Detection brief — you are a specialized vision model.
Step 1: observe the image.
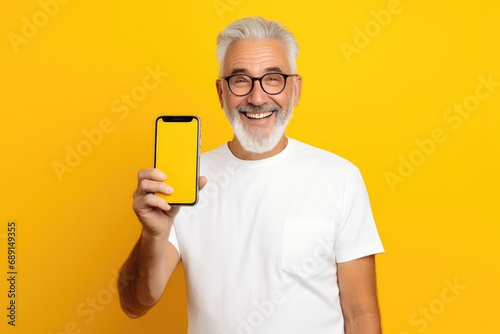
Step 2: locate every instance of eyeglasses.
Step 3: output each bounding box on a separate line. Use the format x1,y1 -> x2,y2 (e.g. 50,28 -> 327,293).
222,73 -> 299,97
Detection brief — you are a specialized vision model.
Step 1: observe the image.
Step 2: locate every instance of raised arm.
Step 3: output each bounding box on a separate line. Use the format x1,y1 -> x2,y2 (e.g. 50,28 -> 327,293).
118,168 -> 206,318
337,255 -> 382,334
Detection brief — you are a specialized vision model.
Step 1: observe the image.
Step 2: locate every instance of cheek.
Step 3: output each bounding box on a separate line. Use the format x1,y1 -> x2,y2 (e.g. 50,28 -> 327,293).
221,89 -> 234,109
225,94 -> 247,111
275,91 -> 293,108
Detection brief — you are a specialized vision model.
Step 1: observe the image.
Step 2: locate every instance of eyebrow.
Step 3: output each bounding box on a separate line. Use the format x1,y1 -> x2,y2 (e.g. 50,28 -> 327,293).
264,66 -> 284,73
230,68 -> 250,75
229,66 -> 285,76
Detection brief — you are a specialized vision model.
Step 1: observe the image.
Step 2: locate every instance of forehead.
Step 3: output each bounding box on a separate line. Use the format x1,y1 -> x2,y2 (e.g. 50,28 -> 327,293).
223,39 -> 290,76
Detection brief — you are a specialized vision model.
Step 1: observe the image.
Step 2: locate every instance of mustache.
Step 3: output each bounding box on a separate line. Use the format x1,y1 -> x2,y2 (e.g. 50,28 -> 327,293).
236,104 -> 282,113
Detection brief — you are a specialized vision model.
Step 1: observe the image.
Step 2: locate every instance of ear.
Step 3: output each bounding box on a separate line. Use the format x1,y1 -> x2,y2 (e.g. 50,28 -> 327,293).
293,75 -> 303,107
216,79 -> 224,109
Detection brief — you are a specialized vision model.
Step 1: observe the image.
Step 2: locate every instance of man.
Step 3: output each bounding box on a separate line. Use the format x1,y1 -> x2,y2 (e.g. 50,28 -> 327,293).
119,17 -> 384,334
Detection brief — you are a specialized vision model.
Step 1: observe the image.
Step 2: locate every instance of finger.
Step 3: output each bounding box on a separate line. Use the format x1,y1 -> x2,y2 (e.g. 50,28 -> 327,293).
137,168 -> 167,183
134,179 -> 174,199
166,205 -> 181,217
199,176 -> 207,191
135,193 -> 171,212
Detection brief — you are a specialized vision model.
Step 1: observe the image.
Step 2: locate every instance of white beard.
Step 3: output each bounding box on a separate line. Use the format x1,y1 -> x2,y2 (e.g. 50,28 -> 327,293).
223,93 -> 295,154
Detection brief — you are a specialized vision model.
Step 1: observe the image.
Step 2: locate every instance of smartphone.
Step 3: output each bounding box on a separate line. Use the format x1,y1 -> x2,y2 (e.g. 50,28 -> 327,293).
154,115 -> 201,205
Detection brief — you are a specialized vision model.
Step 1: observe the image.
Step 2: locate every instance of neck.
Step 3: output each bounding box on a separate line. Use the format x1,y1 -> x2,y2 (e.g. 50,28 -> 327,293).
228,135 -> 288,160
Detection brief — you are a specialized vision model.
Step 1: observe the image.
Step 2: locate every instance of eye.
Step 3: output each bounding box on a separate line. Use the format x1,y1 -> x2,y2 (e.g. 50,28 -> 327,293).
231,75 -> 251,85
263,74 -> 284,85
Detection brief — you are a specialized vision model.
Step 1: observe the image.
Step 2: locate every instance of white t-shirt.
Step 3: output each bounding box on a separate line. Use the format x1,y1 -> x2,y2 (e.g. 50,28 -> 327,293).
169,138 -> 384,334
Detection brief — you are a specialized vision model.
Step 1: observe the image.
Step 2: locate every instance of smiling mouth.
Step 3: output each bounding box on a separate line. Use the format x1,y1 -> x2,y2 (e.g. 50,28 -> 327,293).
243,111 -> 274,119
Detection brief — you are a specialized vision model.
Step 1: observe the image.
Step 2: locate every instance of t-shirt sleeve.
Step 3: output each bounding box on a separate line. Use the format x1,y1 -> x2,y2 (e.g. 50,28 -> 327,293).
334,167 -> 384,263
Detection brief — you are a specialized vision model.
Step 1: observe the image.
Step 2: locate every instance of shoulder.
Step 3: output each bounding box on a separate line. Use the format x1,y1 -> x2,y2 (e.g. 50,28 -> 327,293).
288,138 -> 359,176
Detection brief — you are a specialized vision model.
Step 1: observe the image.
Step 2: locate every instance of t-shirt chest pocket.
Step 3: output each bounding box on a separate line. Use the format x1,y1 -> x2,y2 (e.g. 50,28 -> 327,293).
280,219 -> 336,278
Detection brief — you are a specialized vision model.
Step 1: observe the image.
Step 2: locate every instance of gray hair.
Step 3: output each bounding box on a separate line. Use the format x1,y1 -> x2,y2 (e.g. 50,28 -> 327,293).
216,17 -> 299,77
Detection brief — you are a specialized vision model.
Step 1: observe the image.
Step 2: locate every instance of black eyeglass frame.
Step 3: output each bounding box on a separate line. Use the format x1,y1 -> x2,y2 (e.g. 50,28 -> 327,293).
222,73 -> 299,97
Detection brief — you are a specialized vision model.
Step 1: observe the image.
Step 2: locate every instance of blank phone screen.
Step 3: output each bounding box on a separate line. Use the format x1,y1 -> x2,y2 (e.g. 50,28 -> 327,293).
154,116 -> 200,205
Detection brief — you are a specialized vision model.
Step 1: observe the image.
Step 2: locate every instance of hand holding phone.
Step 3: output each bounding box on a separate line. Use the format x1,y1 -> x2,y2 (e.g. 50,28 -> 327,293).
154,115 -> 201,205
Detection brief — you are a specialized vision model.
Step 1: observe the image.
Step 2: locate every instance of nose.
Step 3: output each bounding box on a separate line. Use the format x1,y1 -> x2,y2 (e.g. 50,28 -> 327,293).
246,80 -> 268,106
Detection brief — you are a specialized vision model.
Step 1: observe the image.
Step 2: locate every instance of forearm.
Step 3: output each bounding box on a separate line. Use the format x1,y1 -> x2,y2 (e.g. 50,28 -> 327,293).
338,256 -> 382,334
344,311 -> 382,334
118,228 -> 173,318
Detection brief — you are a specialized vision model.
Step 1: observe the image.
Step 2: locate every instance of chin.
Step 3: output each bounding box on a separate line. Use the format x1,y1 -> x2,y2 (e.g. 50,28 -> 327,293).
224,103 -> 294,154
235,127 -> 285,154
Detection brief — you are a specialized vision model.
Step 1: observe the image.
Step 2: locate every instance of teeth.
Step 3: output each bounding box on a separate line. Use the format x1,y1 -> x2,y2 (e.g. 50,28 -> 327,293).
245,111 -> 273,119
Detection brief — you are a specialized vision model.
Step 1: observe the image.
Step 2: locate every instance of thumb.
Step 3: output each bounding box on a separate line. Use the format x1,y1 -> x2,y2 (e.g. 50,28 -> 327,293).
199,176 -> 208,191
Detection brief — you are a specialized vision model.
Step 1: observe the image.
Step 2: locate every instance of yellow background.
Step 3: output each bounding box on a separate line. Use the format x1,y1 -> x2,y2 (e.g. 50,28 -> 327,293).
1,0 -> 498,333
